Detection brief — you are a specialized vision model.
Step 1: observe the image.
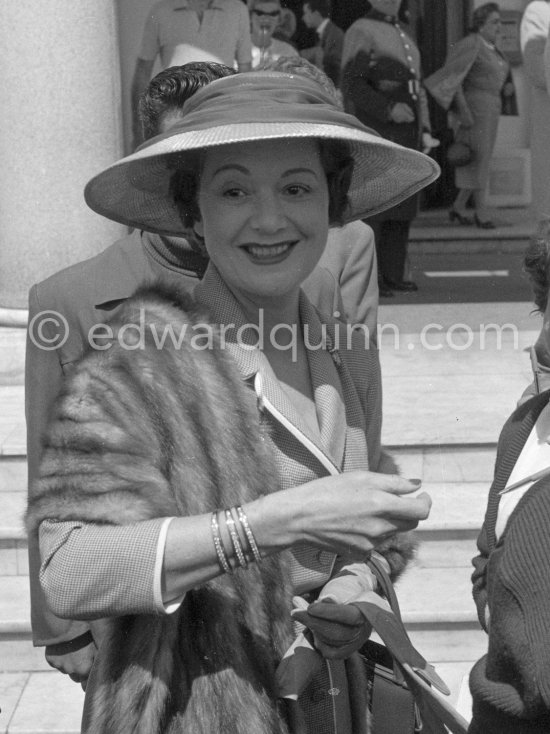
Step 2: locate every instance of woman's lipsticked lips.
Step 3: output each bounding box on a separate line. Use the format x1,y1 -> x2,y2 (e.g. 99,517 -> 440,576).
241,241 -> 298,263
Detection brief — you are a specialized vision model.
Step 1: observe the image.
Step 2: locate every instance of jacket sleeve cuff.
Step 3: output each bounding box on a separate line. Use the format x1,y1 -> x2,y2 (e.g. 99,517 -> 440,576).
155,517 -> 186,614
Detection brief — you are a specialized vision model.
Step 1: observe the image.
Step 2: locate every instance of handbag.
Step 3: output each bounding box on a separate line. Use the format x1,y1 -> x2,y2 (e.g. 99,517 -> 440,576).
446,140 -> 474,167
356,556 -> 469,734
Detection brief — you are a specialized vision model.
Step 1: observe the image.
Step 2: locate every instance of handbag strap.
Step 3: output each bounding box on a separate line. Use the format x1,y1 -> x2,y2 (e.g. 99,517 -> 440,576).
353,559 -> 450,696
368,554 -> 404,623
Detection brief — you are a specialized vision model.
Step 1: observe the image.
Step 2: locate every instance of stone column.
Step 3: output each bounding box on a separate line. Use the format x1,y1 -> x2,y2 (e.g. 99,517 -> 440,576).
0,1 -> 126,310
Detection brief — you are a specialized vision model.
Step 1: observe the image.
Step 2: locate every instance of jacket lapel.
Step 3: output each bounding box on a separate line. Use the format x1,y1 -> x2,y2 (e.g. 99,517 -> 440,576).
299,295 -> 346,469
485,392 -> 550,549
194,266 -> 347,472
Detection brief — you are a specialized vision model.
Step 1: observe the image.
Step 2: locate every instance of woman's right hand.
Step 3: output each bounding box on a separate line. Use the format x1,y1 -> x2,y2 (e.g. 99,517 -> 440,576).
248,471 -> 431,558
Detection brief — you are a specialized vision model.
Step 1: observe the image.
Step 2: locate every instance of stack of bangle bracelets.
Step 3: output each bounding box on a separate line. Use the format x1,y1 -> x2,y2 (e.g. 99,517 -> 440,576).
211,505 -> 262,573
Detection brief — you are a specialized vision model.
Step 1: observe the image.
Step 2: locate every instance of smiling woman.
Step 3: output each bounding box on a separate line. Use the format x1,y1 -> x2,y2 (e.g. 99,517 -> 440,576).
29,72 -> 439,734
194,139 -> 330,305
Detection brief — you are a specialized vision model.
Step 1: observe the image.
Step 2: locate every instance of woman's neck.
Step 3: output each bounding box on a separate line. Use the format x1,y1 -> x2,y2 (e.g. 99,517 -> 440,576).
478,30 -> 495,47
229,286 -> 301,335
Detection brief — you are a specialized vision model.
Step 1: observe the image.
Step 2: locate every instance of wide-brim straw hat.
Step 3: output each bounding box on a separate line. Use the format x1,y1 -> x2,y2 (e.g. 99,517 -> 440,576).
84,72 -> 440,235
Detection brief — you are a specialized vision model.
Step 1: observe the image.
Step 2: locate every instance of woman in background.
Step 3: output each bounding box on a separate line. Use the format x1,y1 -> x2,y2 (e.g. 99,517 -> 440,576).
426,3 -> 516,229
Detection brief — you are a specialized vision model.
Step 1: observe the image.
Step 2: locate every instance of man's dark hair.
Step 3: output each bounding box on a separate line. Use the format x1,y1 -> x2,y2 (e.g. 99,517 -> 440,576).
139,62 -> 236,141
304,0 -> 332,19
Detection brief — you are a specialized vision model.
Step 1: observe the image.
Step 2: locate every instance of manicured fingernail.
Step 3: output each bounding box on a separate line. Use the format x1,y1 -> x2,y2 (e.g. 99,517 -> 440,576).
408,478 -> 422,487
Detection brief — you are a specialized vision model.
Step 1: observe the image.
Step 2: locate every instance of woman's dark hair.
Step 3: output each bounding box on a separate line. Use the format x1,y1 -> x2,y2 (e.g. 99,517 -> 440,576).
471,3 -> 500,33
524,224 -> 550,313
319,139 -> 354,225
169,151 -> 202,230
169,138 -> 354,230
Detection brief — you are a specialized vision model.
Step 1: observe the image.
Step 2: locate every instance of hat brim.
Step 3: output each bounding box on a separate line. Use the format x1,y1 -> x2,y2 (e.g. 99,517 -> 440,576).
84,122 -> 440,236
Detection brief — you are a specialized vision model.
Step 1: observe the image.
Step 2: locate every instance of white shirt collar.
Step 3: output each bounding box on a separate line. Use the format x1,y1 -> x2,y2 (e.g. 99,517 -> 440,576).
316,18 -> 330,38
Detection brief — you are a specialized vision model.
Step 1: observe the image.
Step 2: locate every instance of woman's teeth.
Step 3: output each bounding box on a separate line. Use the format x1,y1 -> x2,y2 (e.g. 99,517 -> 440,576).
246,243 -> 291,258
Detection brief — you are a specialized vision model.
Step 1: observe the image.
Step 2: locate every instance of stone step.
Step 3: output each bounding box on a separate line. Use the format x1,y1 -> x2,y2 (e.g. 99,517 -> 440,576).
389,445 -> 496,485
397,564 -> 477,625
0,459 -> 27,494
0,663 -> 477,733
0,563 -> 481,640
0,671 -> 84,733
2,443 -> 499,496
409,207 -> 532,256
0,641 -> 51,674
0,480 -> 489,575
0,578 -> 31,639
379,324 -> 534,447
2,444 -> 496,500
0,327 -> 25,387
0,387 -> 25,458
3,444 -> 498,488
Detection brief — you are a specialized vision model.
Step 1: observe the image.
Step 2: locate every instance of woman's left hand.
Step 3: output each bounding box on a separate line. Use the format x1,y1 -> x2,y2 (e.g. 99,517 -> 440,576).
292,600 -> 371,660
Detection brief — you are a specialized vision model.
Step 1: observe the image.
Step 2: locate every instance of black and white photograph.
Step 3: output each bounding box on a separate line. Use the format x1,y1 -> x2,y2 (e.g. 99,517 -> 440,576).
1,1 -> 549,732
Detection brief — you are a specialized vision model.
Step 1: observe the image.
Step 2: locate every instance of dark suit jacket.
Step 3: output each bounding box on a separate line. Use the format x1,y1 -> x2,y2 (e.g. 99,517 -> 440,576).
469,391 -> 550,733
320,19 -> 344,87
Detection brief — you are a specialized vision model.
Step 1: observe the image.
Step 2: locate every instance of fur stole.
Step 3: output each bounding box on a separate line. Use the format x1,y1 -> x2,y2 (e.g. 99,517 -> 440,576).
27,285 -> 293,734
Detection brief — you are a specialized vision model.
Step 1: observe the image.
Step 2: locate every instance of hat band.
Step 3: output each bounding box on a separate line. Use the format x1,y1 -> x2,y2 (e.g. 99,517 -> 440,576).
150,74 -> 378,143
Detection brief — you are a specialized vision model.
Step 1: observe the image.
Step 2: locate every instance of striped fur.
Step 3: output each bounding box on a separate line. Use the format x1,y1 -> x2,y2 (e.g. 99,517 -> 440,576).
27,285 -> 293,734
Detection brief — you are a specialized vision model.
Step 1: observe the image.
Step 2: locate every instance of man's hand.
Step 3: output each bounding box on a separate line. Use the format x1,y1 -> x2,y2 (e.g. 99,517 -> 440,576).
389,102 -> 415,124
422,132 -> 440,155
45,641 -> 97,690
292,600 -> 371,660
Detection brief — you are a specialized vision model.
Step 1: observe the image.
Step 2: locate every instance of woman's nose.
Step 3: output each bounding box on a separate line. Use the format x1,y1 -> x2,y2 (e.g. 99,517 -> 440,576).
250,192 -> 286,231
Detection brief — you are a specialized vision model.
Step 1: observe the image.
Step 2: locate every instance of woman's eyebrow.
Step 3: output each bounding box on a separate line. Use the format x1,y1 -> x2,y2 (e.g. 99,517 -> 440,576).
212,163 -> 250,176
281,168 -> 319,178
211,165 -> 319,178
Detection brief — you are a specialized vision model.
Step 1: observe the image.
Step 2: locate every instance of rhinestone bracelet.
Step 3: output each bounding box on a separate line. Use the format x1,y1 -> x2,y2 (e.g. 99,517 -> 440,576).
236,505 -> 262,564
211,511 -> 232,574
225,509 -> 248,569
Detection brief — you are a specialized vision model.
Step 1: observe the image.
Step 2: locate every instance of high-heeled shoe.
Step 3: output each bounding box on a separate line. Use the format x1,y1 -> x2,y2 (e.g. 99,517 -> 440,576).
449,209 -> 473,226
474,214 -> 496,230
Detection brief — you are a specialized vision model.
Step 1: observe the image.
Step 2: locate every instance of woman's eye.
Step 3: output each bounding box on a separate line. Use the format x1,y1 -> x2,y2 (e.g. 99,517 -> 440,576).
223,187 -> 246,198
285,184 -> 310,196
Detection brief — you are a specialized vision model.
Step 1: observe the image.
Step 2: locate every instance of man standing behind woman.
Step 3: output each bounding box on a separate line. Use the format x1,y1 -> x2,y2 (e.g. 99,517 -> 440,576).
249,0 -> 299,69
425,3 -> 516,229
341,0 -> 437,297
301,0 -> 344,88
131,0 -> 252,144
